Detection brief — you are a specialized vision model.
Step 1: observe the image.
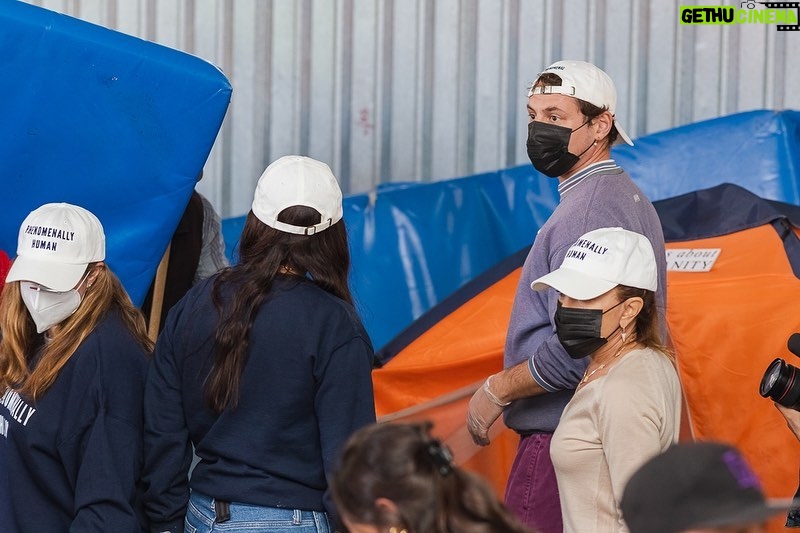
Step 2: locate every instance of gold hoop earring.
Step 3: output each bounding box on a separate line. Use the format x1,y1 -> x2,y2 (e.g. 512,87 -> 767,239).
621,325 -> 627,343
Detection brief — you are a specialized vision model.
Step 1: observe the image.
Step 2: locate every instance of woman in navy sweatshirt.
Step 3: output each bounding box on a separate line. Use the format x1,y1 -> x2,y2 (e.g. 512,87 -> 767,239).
0,202 -> 152,532
142,155 -> 376,533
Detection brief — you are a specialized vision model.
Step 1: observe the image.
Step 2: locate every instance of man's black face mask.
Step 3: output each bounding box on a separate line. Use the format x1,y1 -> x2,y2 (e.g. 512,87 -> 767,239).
526,120 -> 592,178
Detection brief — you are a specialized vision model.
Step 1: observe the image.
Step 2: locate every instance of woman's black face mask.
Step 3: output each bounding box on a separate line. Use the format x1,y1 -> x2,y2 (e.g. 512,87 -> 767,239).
554,300 -> 624,359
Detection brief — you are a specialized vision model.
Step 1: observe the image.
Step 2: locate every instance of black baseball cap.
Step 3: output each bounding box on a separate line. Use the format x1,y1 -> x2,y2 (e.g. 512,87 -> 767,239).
620,442 -> 792,533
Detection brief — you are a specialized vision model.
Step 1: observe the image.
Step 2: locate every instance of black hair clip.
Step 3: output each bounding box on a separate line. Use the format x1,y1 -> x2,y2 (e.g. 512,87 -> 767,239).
426,438 -> 454,476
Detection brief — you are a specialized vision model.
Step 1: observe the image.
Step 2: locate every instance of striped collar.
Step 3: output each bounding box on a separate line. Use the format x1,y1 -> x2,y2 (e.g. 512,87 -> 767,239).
558,159 -> 620,198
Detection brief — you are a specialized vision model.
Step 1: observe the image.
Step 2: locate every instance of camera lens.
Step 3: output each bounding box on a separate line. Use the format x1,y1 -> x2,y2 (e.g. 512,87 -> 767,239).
760,358 -> 800,410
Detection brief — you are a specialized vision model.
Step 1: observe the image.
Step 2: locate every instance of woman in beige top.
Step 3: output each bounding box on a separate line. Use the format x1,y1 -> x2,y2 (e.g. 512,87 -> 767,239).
531,227 -> 682,533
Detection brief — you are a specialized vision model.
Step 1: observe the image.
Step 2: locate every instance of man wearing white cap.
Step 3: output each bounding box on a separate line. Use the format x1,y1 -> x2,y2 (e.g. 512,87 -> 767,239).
466,60 -> 668,532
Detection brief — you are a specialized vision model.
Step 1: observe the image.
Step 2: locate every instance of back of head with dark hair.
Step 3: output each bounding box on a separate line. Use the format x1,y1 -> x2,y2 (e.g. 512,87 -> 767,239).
332,422 -> 537,533
206,205 -> 353,412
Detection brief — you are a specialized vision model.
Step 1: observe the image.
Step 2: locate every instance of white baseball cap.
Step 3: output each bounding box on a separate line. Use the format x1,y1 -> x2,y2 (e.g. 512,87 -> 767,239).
252,155 -> 344,235
531,227 -> 656,300
6,203 -> 106,291
528,59 -> 634,146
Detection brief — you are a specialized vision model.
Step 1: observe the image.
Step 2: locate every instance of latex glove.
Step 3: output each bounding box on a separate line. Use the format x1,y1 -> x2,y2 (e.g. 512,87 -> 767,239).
467,374 -> 510,446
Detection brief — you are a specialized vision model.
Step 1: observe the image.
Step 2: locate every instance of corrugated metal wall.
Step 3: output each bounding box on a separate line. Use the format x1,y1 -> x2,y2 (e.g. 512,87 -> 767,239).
25,0 -> 800,218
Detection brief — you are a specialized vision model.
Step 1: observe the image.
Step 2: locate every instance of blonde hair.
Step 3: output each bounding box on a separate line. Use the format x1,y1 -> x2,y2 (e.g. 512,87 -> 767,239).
0,263 -> 153,401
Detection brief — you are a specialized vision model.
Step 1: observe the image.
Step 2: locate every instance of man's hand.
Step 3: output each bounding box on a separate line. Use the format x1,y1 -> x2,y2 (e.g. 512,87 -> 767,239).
775,402 -> 800,442
467,375 -> 510,446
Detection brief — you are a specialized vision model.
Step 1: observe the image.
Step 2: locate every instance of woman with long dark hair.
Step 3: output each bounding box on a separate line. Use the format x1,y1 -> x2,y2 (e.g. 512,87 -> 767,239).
331,421 -> 536,533
143,155 -> 376,533
0,202 -> 152,532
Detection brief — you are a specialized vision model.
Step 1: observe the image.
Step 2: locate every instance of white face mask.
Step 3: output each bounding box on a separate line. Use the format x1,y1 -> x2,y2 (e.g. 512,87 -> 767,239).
19,277 -> 86,334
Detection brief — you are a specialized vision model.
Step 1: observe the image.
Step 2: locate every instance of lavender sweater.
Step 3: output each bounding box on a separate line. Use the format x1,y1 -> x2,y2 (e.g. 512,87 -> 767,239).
503,160 -> 667,433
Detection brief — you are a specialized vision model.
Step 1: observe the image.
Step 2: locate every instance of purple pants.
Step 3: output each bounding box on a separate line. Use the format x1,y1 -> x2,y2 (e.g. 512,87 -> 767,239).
504,432 -> 563,533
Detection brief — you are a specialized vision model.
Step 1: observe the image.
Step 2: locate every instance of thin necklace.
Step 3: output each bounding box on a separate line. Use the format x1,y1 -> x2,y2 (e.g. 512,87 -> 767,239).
581,340 -> 632,384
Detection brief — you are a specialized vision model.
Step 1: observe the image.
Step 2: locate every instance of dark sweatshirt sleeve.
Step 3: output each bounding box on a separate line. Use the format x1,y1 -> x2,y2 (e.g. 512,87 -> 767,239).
315,333 -> 376,525
65,413 -> 144,532
142,309 -> 193,533
59,336 -> 148,532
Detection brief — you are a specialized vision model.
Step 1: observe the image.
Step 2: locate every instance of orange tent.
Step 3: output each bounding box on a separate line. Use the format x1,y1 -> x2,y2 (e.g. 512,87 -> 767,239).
373,250 -> 528,496
373,183 -> 800,533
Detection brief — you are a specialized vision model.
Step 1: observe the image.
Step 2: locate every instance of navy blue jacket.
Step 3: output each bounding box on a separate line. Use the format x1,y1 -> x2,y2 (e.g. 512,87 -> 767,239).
0,309 -> 150,532
142,275 -> 376,532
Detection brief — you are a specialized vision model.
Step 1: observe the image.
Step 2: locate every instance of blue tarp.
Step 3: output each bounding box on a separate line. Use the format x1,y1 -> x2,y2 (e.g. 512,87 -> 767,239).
223,110 -> 800,350
4,0 -> 796,352
223,167 -> 561,351
614,109 -> 800,203
0,1 -> 231,304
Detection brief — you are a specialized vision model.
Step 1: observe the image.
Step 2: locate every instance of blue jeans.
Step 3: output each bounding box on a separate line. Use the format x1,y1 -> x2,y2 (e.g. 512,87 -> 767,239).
185,491 -> 331,532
